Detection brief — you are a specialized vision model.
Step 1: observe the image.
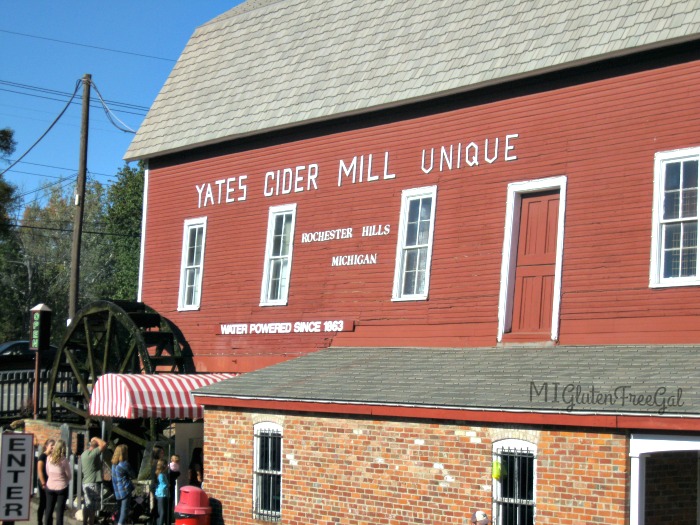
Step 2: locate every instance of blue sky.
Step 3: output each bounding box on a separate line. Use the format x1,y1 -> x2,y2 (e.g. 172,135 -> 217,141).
1,2 -> 241,210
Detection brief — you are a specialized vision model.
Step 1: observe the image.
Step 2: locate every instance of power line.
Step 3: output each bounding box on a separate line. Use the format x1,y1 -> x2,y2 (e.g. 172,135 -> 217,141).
0,79 -> 82,178
91,81 -> 135,133
7,160 -> 115,179
0,80 -> 149,117
10,222 -> 139,238
0,29 -> 175,63
0,80 -> 149,111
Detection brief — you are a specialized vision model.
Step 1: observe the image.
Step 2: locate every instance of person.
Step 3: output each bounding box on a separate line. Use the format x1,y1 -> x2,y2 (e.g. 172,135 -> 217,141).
154,459 -> 169,525
471,510 -> 491,525
81,437 -> 107,525
45,439 -> 71,525
168,455 -> 180,504
37,439 -> 55,525
187,465 -> 202,488
149,446 -> 165,525
168,455 -> 180,477
111,444 -> 135,525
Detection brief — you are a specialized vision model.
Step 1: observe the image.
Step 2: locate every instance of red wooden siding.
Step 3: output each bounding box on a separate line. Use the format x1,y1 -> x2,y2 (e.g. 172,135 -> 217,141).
141,57 -> 700,372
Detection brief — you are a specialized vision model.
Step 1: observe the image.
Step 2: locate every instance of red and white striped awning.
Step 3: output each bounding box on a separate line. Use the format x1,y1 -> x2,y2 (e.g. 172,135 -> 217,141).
89,373 -> 237,420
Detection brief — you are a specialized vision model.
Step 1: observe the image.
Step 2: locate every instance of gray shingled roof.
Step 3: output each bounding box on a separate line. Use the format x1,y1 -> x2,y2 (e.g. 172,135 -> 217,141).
125,0 -> 700,161
194,346 -> 699,418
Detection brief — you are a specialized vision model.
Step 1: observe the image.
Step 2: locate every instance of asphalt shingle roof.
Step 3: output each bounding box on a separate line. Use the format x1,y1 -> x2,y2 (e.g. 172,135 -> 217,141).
194,346 -> 699,418
125,0 -> 700,161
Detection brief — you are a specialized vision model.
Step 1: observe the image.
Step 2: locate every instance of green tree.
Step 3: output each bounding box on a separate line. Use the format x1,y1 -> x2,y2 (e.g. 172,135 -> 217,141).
19,179 -> 112,340
0,127 -> 18,236
0,128 -> 16,159
0,127 -> 23,340
105,162 -> 144,300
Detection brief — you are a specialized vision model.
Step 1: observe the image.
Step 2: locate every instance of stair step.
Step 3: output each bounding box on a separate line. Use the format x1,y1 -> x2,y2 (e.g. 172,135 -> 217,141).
129,313 -> 161,329
142,332 -> 173,347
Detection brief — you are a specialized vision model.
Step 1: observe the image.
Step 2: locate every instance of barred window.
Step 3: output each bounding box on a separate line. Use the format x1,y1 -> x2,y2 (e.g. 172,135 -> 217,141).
493,440 -> 536,525
253,423 -> 282,521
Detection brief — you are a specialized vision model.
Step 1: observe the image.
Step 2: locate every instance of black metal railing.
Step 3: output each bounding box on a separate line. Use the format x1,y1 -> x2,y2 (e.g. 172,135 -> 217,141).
0,369 -> 76,420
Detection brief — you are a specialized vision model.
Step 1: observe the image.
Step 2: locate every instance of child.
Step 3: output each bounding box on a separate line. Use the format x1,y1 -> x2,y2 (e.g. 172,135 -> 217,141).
169,455 -> 180,475
154,459 -> 169,525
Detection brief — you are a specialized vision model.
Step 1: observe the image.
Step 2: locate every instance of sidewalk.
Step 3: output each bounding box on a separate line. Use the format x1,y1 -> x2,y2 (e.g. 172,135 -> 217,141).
25,496 -> 81,525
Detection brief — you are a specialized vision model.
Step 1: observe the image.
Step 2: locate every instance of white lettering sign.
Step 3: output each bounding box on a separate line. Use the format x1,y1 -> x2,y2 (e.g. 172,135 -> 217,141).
338,151 -> 395,187
221,320 -> 348,335
300,228 -> 353,243
192,135 -> 520,206
361,224 -> 390,237
264,164 -> 319,197
196,176 -> 248,208
421,134 -> 519,174
331,254 -> 378,266
0,433 -> 33,521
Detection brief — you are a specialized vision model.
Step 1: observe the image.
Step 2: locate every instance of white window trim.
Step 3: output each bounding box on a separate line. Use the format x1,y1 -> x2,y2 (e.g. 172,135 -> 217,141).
260,203 -> 297,306
650,146 -> 700,288
177,216 -> 207,311
253,421 -> 283,520
137,162 -> 149,303
492,438 -> 537,525
497,176 -> 567,342
392,185 -> 438,301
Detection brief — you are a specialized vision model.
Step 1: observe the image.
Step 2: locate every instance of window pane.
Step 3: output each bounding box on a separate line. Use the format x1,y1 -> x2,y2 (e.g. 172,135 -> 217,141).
408,199 -> 420,223
665,162 -> 681,190
281,214 -> 292,256
404,249 -> 418,274
420,197 -> 432,221
682,188 -> 697,219
684,160 -> 698,188
682,223 -> 697,277
664,223 -> 682,250
417,247 -> 428,271
186,228 -> 197,266
269,261 -> 282,300
418,219 -> 430,244
664,189 -> 680,220
405,222 -> 418,246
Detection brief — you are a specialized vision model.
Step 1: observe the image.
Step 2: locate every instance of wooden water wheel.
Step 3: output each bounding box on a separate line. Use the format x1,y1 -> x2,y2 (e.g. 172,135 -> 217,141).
46,300 -> 193,446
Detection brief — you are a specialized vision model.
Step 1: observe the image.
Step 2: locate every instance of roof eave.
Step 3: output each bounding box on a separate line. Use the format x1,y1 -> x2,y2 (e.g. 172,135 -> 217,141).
194,394 -> 700,432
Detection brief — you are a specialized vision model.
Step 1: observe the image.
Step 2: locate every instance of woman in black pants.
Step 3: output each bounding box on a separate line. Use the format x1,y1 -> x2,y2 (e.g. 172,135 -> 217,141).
45,439 -> 72,525
37,439 -> 55,525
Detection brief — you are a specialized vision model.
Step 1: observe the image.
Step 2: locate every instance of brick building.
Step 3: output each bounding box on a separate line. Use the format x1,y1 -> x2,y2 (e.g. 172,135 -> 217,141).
125,1 -> 700,524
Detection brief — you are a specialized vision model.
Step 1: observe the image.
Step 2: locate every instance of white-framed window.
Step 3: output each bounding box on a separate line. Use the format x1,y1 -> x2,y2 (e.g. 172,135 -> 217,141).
492,439 -> 537,525
392,186 -> 437,301
253,422 -> 283,521
178,217 -> 207,310
650,147 -> 700,287
260,204 -> 297,306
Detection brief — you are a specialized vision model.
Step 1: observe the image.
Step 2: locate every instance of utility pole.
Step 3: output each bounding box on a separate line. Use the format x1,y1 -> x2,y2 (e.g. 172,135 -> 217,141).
69,73 -> 91,324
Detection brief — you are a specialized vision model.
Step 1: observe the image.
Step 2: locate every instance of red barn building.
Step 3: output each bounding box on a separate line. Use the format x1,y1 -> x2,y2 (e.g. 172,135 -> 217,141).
125,1 -> 700,524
